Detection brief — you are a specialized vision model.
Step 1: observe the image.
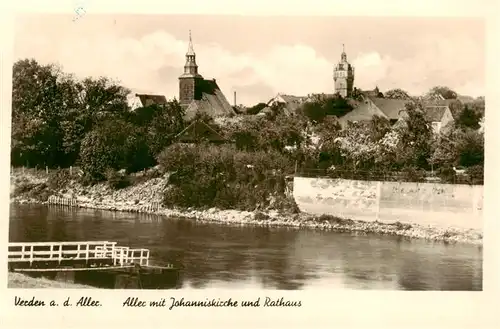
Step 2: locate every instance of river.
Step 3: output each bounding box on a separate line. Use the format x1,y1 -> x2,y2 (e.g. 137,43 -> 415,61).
9,204 -> 482,290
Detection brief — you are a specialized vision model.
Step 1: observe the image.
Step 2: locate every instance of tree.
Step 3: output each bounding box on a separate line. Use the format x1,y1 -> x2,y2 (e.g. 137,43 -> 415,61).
431,127 -> 484,168
456,105 -> 481,130
396,102 -> 433,169
134,99 -> 186,156
384,88 -> 411,100
78,119 -> 148,180
300,95 -> 353,123
368,115 -> 391,141
334,121 -> 377,169
11,59 -> 66,167
73,76 -> 131,133
427,86 -> 457,100
11,59 -> 133,169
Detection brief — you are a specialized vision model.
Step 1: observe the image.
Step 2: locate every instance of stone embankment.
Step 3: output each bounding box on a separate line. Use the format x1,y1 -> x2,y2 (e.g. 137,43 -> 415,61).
8,272 -> 92,289
10,169 -> 483,245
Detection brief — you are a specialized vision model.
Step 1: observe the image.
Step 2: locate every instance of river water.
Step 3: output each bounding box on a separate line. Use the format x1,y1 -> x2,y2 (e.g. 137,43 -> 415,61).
9,204 -> 482,290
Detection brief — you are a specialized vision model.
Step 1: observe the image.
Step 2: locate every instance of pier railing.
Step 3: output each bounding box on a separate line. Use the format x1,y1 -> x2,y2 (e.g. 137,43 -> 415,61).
8,241 -> 150,267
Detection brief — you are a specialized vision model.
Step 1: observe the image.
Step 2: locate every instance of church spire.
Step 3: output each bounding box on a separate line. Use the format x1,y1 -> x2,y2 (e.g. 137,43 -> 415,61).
182,30 -> 200,76
341,43 -> 347,61
187,29 -> 195,56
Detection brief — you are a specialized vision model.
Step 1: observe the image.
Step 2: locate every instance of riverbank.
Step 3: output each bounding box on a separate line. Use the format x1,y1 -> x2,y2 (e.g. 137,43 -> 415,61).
10,168 -> 483,245
8,272 -> 92,289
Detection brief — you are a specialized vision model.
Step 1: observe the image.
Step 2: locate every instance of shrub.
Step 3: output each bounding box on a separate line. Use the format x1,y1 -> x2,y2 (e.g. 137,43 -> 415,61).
466,165 -> 484,185
78,172 -> 96,186
400,166 -> 426,182
393,221 -> 412,230
437,165 -> 456,184
158,144 -> 292,211
105,169 -> 130,190
47,170 -> 71,191
130,166 -> 163,185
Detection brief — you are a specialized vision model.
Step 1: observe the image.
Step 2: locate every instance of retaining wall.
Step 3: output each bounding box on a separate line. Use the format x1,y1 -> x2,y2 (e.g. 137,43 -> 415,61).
293,177 -> 483,230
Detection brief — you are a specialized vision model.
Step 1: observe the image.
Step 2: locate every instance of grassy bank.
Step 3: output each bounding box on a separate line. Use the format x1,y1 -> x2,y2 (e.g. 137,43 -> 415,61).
8,272 -> 92,289
10,167 -> 483,245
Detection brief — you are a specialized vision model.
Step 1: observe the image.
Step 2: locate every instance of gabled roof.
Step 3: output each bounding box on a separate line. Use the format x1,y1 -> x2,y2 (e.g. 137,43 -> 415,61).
337,99 -> 387,125
361,87 -> 381,98
369,97 -> 409,120
267,93 -> 307,115
135,94 -> 168,107
184,79 -> 236,120
175,120 -> 226,143
424,106 -> 449,122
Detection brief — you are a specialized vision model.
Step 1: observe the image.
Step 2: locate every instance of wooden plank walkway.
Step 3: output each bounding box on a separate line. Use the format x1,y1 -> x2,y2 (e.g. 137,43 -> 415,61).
8,241 -> 150,269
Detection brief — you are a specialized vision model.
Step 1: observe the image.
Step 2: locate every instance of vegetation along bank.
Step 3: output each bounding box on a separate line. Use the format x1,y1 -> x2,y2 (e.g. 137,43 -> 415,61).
9,59 -> 484,245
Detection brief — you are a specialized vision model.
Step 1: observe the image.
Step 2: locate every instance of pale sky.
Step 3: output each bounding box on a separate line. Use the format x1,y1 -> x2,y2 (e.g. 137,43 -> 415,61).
13,14 -> 485,106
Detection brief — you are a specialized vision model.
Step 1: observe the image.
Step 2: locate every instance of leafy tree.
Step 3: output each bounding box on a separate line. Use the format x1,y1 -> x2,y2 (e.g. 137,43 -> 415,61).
456,129 -> 484,167
300,95 -> 353,123
11,59 -> 66,167
78,119 -> 148,180
335,121 -> 377,169
447,99 -> 464,119
73,76 -> 131,133
427,86 -> 458,100
11,59 -> 132,168
384,88 -> 411,100
395,102 -> 433,169
134,100 -> 186,156
368,115 -> 391,141
228,111 -> 306,155
430,127 -> 484,168
456,105 -> 481,130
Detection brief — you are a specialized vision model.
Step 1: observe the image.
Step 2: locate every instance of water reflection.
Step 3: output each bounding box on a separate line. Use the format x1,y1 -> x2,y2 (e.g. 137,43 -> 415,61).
9,204 -> 482,290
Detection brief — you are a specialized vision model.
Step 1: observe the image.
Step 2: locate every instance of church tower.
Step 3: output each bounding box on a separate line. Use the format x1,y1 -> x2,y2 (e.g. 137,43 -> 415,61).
333,44 -> 355,97
179,30 -> 203,107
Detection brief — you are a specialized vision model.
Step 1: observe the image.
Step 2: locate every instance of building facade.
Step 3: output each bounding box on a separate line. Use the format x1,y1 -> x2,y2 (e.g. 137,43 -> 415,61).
333,45 -> 355,98
179,31 -> 204,108
178,31 -> 235,120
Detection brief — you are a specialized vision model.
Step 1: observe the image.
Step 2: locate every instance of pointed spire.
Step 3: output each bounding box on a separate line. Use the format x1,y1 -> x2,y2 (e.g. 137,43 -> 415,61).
187,30 -> 195,55
341,43 -> 347,61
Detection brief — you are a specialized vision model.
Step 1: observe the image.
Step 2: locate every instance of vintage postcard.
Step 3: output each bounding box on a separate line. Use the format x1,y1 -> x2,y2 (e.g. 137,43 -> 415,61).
1,0 -> 499,328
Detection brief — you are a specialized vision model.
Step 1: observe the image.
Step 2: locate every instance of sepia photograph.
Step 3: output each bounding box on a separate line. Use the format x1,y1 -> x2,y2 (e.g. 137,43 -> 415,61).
7,12 -> 484,292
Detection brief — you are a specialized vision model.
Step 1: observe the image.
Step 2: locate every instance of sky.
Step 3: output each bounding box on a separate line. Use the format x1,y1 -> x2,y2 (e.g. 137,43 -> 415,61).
13,14 -> 485,106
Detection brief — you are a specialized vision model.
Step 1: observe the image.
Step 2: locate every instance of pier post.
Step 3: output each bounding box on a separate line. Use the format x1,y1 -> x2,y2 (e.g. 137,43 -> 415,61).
29,245 -> 34,266
58,245 -> 63,264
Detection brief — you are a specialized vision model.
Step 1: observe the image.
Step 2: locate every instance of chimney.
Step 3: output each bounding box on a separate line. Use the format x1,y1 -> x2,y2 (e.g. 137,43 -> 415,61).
234,91 -> 237,107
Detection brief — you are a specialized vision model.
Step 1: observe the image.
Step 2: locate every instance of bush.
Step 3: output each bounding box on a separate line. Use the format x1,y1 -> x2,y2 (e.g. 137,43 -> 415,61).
47,170 -> 71,191
105,169 -> 130,190
400,166 -> 426,182
78,172 -> 96,186
157,144 -> 292,211
130,166 -> 163,185
437,165 -> 456,184
466,165 -> 484,185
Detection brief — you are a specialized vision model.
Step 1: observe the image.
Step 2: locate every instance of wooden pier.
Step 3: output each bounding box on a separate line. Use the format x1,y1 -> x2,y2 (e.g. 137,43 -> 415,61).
8,241 -> 181,289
